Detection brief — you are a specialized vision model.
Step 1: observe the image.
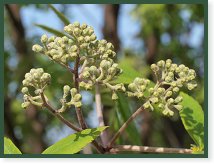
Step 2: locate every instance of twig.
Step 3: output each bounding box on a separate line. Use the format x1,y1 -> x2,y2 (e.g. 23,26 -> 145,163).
40,93 -> 105,153
110,145 -> 192,154
95,84 -> 108,146
108,106 -> 144,148
40,93 -> 81,132
73,54 -> 88,129
73,54 -> 105,154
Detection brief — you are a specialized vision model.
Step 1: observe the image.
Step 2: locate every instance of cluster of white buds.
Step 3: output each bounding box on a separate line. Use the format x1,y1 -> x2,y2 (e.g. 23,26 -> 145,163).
32,34 -> 77,65
127,78 -> 150,98
127,59 -> 197,116
30,22 -> 125,104
79,59 -> 125,100
64,22 -> 97,49
21,68 -> 51,109
58,85 -> 82,113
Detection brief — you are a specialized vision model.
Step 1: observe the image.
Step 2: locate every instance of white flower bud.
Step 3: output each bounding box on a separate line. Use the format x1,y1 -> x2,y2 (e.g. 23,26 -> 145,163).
32,44 -> 43,52
112,92 -> 118,100
143,101 -> 150,109
174,105 -> 183,111
174,96 -> 183,103
173,87 -> 179,92
21,102 -> 30,109
90,34 -> 96,41
165,91 -> 172,97
73,94 -> 82,101
151,64 -> 159,72
157,60 -> 165,67
128,83 -> 137,91
70,88 -> 77,96
41,73 -> 51,83
84,36 -> 90,42
82,71 -> 90,78
41,34 -> 48,43
158,103 -> 164,109
81,23 -> 87,29
21,87 -> 28,94
149,88 -> 154,93
48,36 -> 56,43
63,85 -> 70,94
73,21 -> 80,27
167,98 -> 174,104
74,102 -> 82,108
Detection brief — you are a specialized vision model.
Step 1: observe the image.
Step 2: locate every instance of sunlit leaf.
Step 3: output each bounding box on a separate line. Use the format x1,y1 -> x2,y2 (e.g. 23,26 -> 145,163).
48,4 -> 70,25
4,137 -> 22,154
42,126 -> 108,154
179,92 -> 204,150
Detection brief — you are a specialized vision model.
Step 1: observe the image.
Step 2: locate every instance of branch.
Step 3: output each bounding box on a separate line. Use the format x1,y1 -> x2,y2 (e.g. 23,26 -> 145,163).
108,106 -> 144,148
73,54 -> 105,154
73,54 -> 88,129
95,84 -> 108,146
110,145 -> 192,154
40,93 -> 81,132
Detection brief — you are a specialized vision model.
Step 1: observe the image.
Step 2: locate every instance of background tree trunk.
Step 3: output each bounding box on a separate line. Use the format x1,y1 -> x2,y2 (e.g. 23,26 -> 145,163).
5,4 -> 46,153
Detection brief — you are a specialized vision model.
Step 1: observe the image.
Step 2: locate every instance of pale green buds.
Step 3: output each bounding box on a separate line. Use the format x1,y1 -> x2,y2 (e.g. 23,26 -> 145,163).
32,44 -> 43,52
41,34 -> 48,43
174,105 -> 183,111
73,94 -> 82,102
21,87 -> 29,94
21,102 -> 30,109
22,68 -> 51,89
58,86 -> 83,112
165,91 -> 172,97
112,92 -> 118,100
127,77 -> 150,99
143,101 -> 150,109
127,59 -> 197,117
151,64 -> 159,72
70,88 -> 77,96
63,85 -> 70,94
74,102 -> 82,108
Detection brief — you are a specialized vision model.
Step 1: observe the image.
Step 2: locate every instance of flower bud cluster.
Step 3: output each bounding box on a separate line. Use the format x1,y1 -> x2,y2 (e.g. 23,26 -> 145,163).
32,22 -> 124,102
151,59 -> 197,90
22,68 -> 51,89
79,59 -> 125,100
127,77 -> 150,98
32,34 -> 77,65
58,85 -> 82,113
127,59 -> 197,117
64,22 -> 97,48
21,68 -> 51,109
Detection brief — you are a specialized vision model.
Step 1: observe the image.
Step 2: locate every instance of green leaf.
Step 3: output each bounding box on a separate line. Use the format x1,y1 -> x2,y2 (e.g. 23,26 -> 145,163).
116,93 -> 142,145
35,24 -> 65,37
48,4 -> 70,25
42,126 -> 108,154
4,137 -> 22,154
179,92 -> 204,150
115,57 -> 141,84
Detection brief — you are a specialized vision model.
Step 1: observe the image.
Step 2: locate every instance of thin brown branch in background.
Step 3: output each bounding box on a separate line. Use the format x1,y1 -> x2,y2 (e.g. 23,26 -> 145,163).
40,93 -> 82,132
108,106 -> 144,148
95,84 -> 108,146
110,145 -> 192,154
